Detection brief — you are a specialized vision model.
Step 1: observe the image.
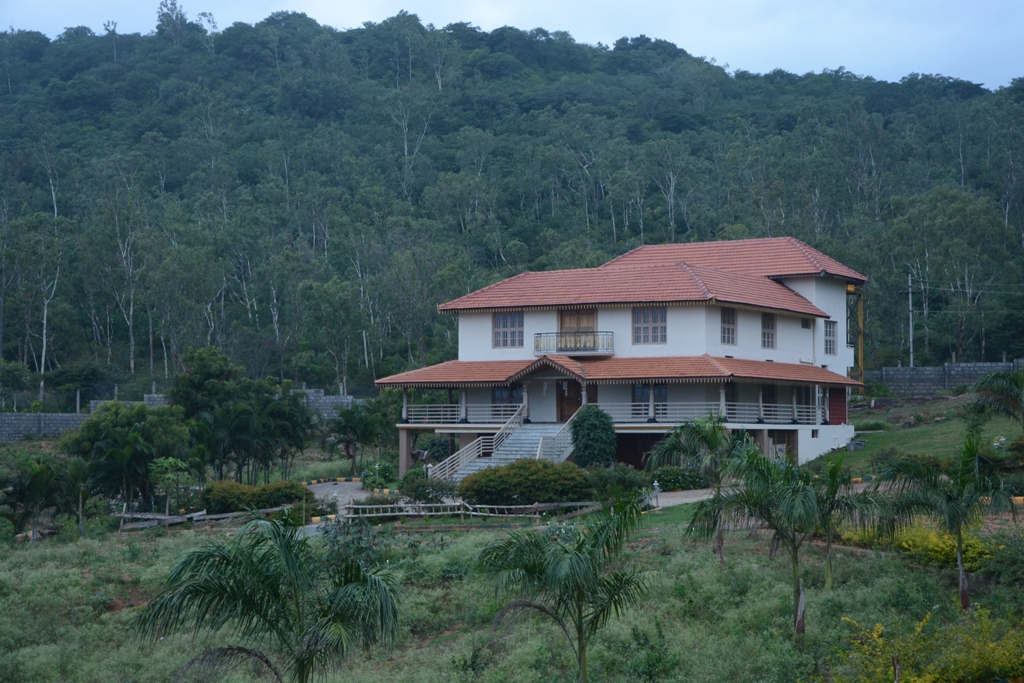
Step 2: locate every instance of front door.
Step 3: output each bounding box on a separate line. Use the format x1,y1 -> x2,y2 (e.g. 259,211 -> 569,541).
557,380 -> 598,422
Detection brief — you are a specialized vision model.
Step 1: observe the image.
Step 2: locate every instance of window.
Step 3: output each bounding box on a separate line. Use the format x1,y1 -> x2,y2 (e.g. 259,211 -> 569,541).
633,307 -> 667,344
721,307 -> 736,345
824,320 -> 837,355
761,313 -> 776,349
801,318 -> 812,330
492,383 -> 523,404
493,312 -> 524,348
632,383 -> 668,419
812,429 -> 819,438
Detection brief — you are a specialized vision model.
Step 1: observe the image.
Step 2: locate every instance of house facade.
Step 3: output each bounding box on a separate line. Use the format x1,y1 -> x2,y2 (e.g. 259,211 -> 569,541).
377,237 -> 864,480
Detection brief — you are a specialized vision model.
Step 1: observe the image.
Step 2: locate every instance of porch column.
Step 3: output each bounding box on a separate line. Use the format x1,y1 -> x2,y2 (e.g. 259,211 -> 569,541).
581,381 -> 588,405
648,382 -> 656,423
754,429 -> 770,457
823,387 -> 831,425
523,382 -> 531,423
398,428 -> 412,477
757,386 -> 765,424
401,389 -> 409,424
814,384 -> 821,425
791,388 -> 798,424
718,383 -> 726,419
459,389 -> 468,423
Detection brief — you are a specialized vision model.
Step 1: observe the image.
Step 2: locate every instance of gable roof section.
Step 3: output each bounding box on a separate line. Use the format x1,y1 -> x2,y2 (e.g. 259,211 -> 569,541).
375,355 -> 861,388
438,261 -> 827,317
600,236 -> 867,283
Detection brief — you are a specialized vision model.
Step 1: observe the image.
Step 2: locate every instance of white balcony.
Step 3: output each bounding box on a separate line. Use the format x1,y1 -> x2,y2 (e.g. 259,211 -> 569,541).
534,331 -> 614,356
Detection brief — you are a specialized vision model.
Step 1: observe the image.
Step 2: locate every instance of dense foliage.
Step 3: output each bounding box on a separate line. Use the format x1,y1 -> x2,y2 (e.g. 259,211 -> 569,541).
199,479 -> 313,513
1,8 -> 1023,406
457,459 -> 593,505
570,405 -> 617,468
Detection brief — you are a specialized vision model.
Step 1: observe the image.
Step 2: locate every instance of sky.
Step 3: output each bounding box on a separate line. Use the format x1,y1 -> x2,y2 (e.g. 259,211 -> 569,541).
5,0 -> 1022,88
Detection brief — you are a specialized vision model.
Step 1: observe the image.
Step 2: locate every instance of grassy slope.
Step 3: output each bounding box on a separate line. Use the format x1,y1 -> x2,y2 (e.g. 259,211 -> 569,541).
4,510 -> 1024,683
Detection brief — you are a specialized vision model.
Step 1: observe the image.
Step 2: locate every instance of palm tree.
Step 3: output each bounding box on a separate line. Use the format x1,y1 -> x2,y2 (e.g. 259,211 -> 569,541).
873,437 -> 1015,610
645,416 -> 759,562
94,421 -> 154,510
814,453 -> 866,591
0,459 -> 62,543
60,457 -> 98,539
136,516 -> 399,683
689,450 -> 819,634
974,370 -> 1024,432
477,494 -> 653,683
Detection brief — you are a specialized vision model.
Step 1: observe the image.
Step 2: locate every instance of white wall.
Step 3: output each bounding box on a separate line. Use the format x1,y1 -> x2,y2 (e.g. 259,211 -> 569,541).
458,311 -> 556,361
703,306 -> 814,364
784,277 -> 854,373
797,424 -> 856,463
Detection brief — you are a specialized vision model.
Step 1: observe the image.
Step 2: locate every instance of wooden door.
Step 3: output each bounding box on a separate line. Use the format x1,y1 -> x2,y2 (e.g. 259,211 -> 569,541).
558,380 -> 598,422
559,310 -> 596,332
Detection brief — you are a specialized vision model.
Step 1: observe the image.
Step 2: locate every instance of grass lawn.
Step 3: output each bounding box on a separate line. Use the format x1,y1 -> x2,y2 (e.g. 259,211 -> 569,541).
840,416 -> 1020,474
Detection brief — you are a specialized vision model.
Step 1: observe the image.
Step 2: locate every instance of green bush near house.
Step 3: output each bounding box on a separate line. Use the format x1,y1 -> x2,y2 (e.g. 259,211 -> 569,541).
200,480 -> 314,514
650,465 -> 708,491
588,462 -> 652,500
399,467 -> 456,503
457,459 -> 593,505
570,405 -> 617,468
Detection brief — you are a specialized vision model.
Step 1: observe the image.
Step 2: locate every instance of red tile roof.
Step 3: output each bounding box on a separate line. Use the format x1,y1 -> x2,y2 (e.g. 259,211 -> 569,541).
438,261 -> 827,317
601,236 -> 867,282
375,355 -> 861,388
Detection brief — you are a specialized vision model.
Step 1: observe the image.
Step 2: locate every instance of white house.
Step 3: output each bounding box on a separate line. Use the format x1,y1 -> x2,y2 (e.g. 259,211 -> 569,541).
377,237 -> 864,479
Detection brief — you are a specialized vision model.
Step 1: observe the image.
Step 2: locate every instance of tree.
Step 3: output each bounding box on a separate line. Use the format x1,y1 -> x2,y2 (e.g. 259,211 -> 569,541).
570,405 -> 616,469
974,370 -> 1024,433
0,359 -> 31,409
60,456 -> 98,538
0,458 -> 61,542
689,450 -> 818,634
149,457 -> 190,516
136,517 -> 399,683
646,416 -> 758,562
873,438 -> 1015,610
477,494 -> 653,683
814,453 -> 865,590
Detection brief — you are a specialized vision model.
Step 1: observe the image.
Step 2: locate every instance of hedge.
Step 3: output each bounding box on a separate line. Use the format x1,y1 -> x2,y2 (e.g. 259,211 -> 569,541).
201,480 -> 314,514
457,459 -> 593,505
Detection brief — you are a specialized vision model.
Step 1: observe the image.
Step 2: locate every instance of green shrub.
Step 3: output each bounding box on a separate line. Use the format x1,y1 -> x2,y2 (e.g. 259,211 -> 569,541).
361,460 -> 397,489
570,405 -> 616,468
457,459 -> 593,505
200,480 -> 313,514
588,463 -> 651,500
853,420 -> 891,432
979,529 -> 1024,585
651,465 -> 707,491
863,379 -> 895,398
398,467 -> 456,503
841,523 -> 994,571
419,434 -> 451,462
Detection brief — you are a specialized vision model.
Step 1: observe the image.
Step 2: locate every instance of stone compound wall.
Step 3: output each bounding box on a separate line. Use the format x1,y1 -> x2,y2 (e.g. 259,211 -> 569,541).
0,413 -> 89,441
864,359 -> 1024,396
3,390 -> 353,442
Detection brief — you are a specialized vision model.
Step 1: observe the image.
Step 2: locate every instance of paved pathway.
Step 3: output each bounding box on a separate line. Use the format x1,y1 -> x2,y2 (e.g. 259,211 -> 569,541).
308,480 -> 371,507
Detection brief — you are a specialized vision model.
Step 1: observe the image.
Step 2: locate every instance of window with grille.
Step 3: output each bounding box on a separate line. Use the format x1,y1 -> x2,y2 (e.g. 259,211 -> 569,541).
493,312 -> 524,348
801,318 -> 812,329
633,307 -> 667,344
824,320 -> 837,355
721,307 -> 736,345
761,313 -> 776,349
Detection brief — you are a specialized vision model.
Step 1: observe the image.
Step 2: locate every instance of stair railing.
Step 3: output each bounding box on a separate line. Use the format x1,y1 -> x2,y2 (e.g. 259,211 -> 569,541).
427,403 -> 525,481
539,409 -> 579,463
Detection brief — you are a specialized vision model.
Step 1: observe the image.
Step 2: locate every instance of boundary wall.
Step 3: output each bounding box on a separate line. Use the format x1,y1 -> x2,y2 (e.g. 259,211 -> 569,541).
864,360 -> 1024,396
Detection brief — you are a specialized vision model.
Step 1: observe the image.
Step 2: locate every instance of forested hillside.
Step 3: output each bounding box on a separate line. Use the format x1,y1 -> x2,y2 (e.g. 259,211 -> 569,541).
1,3 -> 1023,402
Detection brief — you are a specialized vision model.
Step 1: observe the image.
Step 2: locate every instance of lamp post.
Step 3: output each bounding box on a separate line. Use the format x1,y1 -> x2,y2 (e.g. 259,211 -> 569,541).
652,481 -> 660,509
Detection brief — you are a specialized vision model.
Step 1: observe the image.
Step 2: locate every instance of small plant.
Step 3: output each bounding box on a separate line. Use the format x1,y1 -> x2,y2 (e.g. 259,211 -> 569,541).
650,465 -> 706,491
623,619 -> 680,683
361,460 -> 396,490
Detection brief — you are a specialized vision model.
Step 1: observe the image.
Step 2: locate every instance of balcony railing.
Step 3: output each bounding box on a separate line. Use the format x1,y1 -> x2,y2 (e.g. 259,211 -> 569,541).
405,403 -> 522,425
404,402 -> 826,426
534,331 -> 614,356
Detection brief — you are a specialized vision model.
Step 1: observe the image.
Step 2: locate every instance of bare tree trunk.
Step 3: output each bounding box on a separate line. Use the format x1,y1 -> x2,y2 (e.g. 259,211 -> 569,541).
957,531 -> 970,610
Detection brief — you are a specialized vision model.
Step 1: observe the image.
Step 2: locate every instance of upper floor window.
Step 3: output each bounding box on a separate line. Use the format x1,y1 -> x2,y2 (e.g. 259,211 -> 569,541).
761,313 -> 776,349
633,307 -> 667,344
721,307 -> 736,345
493,312 -> 524,348
824,320 -> 837,355
801,318 -> 812,330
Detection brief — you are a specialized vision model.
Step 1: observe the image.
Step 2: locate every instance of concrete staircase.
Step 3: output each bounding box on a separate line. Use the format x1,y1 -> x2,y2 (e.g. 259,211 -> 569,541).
453,423 -> 564,482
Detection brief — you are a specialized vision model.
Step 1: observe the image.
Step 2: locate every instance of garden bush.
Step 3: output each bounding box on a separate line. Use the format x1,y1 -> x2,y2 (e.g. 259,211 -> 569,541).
361,460 -> 397,489
588,463 -> 652,500
650,465 -> 707,491
979,529 -> 1024,585
398,467 -> 456,503
853,420 -> 891,432
200,480 -> 314,514
570,405 -> 616,468
841,524 -> 994,571
419,434 -> 451,462
457,459 -> 593,505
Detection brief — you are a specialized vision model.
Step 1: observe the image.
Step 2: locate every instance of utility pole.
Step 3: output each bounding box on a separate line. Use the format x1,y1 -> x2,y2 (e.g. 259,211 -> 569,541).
908,273 -> 914,368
